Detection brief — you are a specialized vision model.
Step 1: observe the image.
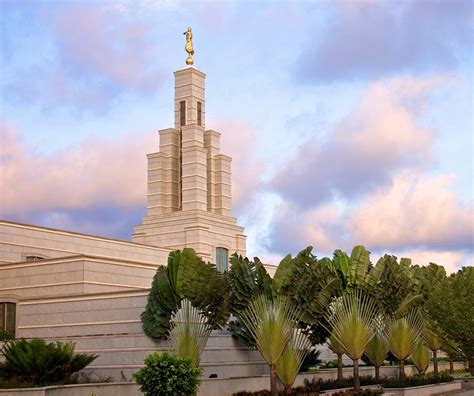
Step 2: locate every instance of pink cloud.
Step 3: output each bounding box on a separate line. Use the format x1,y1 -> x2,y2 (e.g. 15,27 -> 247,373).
266,75 -> 472,272
272,75 -> 446,208
213,119 -> 264,215
0,119 -> 262,223
348,171 -> 473,250
51,5 -> 162,91
0,122 -> 154,217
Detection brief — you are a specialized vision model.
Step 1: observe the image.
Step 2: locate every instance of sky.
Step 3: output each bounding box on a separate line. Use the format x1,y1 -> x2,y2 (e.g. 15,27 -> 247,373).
0,0 -> 473,273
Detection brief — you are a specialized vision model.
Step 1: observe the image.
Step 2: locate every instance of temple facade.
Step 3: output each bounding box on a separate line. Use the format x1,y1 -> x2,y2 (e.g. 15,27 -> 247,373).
0,61 -> 265,379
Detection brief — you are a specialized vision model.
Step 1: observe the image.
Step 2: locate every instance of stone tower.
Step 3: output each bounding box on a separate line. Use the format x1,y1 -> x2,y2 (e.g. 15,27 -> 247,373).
132,65 -> 246,268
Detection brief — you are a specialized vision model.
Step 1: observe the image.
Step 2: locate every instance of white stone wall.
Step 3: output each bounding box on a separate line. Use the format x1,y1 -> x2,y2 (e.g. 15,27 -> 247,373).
14,290 -> 266,380
0,221 -> 170,265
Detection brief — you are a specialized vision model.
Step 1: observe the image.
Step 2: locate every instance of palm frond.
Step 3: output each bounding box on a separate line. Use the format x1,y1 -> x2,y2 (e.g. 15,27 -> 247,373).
169,299 -> 212,368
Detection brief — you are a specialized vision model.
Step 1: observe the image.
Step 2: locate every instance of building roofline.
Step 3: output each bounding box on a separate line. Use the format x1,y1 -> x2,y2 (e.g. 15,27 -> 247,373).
0,219 -> 170,252
0,253 -> 163,269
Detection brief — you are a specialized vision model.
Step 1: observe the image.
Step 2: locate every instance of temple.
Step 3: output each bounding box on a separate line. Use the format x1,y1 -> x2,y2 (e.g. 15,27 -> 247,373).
0,54 -> 273,380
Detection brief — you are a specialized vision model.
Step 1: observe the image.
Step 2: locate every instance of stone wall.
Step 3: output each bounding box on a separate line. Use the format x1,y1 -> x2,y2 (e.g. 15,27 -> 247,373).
12,289 -> 267,380
0,221 -> 170,265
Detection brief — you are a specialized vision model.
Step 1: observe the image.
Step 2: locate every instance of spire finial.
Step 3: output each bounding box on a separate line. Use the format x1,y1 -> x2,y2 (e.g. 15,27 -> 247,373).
184,27 -> 194,65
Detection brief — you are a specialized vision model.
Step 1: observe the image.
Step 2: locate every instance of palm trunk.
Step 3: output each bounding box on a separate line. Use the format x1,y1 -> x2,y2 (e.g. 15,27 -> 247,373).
399,359 -> 405,381
433,350 -> 438,378
270,363 -> 278,396
375,365 -> 380,381
469,357 -> 474,376
337,353 -> 343,381
449,359 -> 454,373
353,359 -> 360,392
284,384 -> 292,395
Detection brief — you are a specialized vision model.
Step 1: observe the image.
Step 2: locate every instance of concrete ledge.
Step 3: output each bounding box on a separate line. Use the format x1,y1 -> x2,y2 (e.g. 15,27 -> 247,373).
383,381 -> 461,395
0,379 -> 461,396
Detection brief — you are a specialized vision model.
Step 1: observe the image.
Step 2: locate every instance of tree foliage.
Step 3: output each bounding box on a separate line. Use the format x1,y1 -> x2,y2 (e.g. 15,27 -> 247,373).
239,295 -> 301,396
384,310 -> 424,380
273,247 -> 341,345
141,248 -> 230,340
424,267 -> 474,375
169,299 -> 212,368
325,291 -> 379,391
227,254 -> 273,347
411,341 -> 430,375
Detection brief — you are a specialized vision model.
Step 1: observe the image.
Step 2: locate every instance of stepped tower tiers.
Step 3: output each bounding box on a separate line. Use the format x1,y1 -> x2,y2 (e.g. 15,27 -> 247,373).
132,63 -> 246,266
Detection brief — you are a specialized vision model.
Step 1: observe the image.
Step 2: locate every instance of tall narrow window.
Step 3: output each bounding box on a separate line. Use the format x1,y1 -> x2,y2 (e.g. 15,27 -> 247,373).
0,302 -> 16,338
215,247 -> 229,273
197,101 -> 202,126
180,101 -> 186,126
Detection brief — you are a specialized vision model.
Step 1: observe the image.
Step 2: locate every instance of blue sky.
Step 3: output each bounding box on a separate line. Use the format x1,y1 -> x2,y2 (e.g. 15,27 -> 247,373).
1,0 -> 473,272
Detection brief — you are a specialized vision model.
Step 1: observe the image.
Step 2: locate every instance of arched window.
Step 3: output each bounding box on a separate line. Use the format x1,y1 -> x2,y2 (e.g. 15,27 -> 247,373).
215,247 -> 229,273
0,302 -> 16,338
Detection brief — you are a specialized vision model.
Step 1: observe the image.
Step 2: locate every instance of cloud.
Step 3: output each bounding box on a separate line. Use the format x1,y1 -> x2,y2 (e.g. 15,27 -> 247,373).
297,0 -> 472,82
265,201 -> 344,255
0,122 -> 153,218
215,119 -> 264,216
6,4 -> 163,110
265,75 -> 472,269
271,76 -> 446,209
266,170 -> 473,270
348,171 -> 474,251
0,118 -> 263,237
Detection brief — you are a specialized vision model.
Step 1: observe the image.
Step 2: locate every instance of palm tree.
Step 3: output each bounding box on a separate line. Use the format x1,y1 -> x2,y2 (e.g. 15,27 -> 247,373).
169,299 -> 212,368
424,327 -> 444,378
411,340 -> 430,374
276,330 -> 312,395
239,294 -> 300,396
365,330 -> 389,381
325,291 -> 379,391
385,310 -> 424,380
328,334 -> 345,381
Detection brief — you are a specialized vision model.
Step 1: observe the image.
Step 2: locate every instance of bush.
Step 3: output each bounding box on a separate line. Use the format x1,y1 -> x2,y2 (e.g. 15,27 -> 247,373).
380,372 -> 454,388
319,359 -> 350,369
133,352 -> 202,396
300,349 -> 322,372
0,339 -> 97,386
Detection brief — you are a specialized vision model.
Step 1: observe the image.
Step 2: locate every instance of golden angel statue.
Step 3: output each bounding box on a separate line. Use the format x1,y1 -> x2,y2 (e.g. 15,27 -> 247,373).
184,27 -> 194,65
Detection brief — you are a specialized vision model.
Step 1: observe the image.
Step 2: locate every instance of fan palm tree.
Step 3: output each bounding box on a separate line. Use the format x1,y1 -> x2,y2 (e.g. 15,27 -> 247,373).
411,340 -> 430,374
424,327 -> 444,378
365,330 -> 389,381
276,330 -> 312,395
325,290 -> 379,391
169,299 -> 213,368
328,334 -> 345,381
239,294 -> 300,396
385,310 -> 424,380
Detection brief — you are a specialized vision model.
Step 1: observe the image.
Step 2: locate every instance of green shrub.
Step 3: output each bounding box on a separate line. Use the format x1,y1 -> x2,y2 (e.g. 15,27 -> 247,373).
380,372 -> 454,388
300,349 -> 322,372
133,352 -> 202,396
0,339 -> 97,386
